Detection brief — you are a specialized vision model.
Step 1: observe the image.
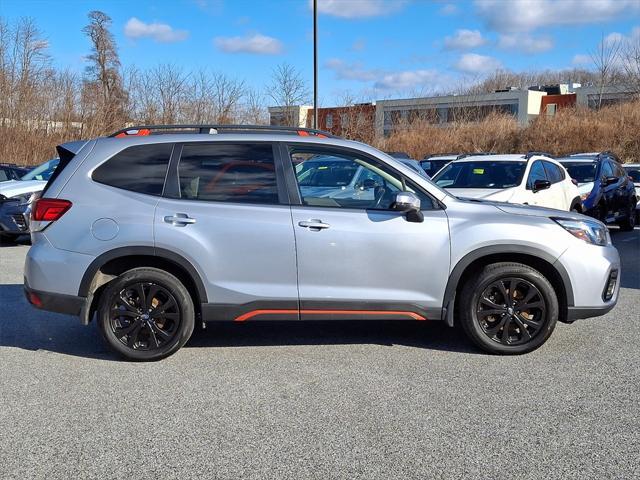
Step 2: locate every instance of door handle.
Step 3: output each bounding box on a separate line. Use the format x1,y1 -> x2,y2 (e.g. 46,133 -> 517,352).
298,219 -> 330,230
164,213 -> 196,227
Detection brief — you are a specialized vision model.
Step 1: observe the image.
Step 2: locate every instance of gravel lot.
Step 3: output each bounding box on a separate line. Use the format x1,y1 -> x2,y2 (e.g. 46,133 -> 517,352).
1,229 -> 638,480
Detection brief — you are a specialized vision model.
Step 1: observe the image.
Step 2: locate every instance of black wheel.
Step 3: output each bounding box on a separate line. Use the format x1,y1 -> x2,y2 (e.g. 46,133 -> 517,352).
97,267 -> 195,361
618,202 -> 636,231
459,262 -> 558,354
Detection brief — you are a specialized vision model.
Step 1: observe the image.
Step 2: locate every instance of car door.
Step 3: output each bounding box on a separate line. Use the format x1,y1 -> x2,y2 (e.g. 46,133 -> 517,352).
525,160 -> 553,207
541,161 -> 567,210
285,144 -> 451,320
600,161 -> 618,218
154,142 -> 299,320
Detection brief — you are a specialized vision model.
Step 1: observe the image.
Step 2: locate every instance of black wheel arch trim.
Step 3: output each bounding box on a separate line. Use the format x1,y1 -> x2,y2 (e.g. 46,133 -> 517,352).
78,246 -> 208,303
442,245 -> 574,327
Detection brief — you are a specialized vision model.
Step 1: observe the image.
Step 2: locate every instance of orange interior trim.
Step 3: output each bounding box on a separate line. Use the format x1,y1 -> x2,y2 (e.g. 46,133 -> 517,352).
234,309 -> 426,322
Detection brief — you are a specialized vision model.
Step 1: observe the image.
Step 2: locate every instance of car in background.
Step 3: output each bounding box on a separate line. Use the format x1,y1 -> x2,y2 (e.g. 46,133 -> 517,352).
432,153 -> 581,212
558,152 -> 636,231
0,163 -> 30,182
420,154 -> 457,177
398,158 -> 430,178
0,158 -> 60,240
621,163 -> 640,223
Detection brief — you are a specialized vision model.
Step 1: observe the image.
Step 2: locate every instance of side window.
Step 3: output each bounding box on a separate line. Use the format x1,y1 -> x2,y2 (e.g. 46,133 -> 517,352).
601,162 -> 614,178
527,161 -> 548,189
542,161 -> 564,184
93,144 -> 173,196
289,147 -> 434,210
178,143 -> 279,204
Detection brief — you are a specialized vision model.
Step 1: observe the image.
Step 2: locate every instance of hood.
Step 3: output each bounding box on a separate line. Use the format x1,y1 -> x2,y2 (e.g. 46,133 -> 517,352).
577,182 -> 594,196
493,202 -> 587,221
448,187 -> 516,202
0,180 -> 46,198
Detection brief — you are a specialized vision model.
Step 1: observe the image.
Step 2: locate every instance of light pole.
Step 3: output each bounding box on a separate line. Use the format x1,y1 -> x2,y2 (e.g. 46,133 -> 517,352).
313,0 -> 318,129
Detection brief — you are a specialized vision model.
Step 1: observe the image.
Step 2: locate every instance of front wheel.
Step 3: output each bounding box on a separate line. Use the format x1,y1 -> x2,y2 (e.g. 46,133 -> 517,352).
97,267 -> 195,361
617,202 -> 636,231
459,262 -> 558,354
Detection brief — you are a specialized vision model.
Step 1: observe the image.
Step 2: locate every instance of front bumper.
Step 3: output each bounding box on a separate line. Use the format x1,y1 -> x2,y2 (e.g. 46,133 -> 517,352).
0,201 -> 29,235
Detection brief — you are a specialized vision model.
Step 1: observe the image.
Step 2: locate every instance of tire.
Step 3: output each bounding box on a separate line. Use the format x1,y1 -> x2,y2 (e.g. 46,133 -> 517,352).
459,262 -> 558,355
617,201 -> 636,231
97,267 -> 195,361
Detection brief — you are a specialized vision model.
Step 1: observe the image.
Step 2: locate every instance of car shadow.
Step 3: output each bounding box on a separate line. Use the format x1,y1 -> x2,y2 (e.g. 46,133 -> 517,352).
0,283 -> 480,361
610,227 -> 639,290
0,235 -> 30,247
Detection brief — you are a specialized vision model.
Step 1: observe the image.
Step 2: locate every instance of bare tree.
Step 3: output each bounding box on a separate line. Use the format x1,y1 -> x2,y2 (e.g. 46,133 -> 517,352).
240,87 -> 267,124
266,63 -> 309,126
591,34 -> 623,108
620,35 -> 640,94
82,10 -> 125,132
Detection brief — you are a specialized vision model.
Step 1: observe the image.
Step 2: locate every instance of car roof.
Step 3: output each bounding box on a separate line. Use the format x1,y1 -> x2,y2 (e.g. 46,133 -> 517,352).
423,155 -> 458,161
557,157 -> 598,163
450,154 -> 526,163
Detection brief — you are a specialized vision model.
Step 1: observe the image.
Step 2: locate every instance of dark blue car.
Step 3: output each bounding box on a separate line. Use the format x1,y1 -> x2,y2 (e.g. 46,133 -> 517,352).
558,152 -> 637,231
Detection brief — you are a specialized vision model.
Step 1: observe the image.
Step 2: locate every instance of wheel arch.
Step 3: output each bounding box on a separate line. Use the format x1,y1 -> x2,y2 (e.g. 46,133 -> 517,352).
443,245 -> 574,327
570,196 -> 582,212
78,247 -> 208,324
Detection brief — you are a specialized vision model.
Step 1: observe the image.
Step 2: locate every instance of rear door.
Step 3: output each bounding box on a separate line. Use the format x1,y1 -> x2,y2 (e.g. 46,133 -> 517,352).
154,142 -> 299,319
600,161 -> 618,217
284,144 -> 450,320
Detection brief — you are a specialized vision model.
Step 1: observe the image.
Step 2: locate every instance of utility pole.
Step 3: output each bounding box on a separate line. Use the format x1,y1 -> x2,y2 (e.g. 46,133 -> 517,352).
313,0 -> 318,129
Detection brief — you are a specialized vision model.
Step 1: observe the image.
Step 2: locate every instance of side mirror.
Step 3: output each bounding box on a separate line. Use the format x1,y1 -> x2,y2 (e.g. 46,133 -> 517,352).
603,176 -> 618,186
532,179 -> 551,192
392,191 -> 423,223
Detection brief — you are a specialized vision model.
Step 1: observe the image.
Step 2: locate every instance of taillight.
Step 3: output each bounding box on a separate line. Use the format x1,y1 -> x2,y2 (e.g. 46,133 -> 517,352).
32,198 -> 72,221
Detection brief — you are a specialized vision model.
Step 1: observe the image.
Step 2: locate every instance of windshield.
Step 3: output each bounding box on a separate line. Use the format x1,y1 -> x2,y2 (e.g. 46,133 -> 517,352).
295,159 -> 359,187
21,158 -> 60,181
559,162 -> 597,184
433,161 -> 526,189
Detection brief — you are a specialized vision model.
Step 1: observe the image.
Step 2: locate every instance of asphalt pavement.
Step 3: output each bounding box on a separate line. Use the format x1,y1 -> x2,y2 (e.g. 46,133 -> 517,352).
0,229 -> 638,479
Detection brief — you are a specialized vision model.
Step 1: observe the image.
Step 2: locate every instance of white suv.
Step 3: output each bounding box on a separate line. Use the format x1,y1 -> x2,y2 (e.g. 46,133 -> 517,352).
432,153 -> 582,212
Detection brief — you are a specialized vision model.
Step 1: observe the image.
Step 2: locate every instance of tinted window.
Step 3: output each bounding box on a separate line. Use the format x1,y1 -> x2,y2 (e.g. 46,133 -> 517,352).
560,161 -> 597,183
93,144 -> 172,195
178,143 -> 278,204
433,161 -> 526,189
527,161 -> 548,189
22,159 -> 60,181
601,162 -> 614,178
542,161 -> 564,184
290,148 -> 434,210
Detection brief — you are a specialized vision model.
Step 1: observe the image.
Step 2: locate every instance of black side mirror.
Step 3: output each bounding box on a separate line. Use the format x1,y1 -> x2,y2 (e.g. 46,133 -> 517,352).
603,176 -> 618,186
532,179 -> 551,192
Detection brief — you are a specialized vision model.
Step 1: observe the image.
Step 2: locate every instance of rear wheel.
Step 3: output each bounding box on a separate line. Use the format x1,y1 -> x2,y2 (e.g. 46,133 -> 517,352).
97,267 -> 195,361
459,262 -> 558,354
618,201 -> 636,231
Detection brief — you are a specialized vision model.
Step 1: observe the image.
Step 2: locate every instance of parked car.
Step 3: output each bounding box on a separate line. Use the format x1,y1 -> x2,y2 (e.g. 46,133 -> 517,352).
432,153 -> 581,211
621,163 -> 640,223
420,154 -> 457,177
25,125 -> 619,361
558,152 -> 637,231
0,158 -> 59,240
397,158 -> 430,178
0,163 -> 30,182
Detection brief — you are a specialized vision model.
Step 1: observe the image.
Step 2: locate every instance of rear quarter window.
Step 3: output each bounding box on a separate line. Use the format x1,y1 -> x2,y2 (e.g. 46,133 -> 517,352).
92,144 -> 173,196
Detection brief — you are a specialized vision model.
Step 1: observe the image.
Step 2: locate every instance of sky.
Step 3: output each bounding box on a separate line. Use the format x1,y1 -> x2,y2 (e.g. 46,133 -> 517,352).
1,0 -> 639,105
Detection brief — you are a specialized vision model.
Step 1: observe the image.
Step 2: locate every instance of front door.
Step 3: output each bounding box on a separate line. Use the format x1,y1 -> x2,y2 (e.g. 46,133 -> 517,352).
285,144 -> 451,321
526,160 -> 554,208
154,142 -> 299,320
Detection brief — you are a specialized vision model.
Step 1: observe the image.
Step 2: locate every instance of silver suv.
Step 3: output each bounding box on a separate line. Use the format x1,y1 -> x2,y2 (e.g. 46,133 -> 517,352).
24,125 -> 620,361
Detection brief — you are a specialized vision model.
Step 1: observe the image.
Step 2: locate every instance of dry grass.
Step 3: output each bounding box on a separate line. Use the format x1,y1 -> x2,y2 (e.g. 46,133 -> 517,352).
376,100 -> 640,163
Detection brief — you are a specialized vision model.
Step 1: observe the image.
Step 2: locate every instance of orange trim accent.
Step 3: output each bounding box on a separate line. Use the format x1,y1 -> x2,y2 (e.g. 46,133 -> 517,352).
234,309 -> 426,322
297,130 -> 310,136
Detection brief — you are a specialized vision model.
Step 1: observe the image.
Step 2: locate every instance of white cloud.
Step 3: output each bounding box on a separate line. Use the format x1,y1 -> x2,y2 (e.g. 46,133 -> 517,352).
124,18 -> 188,43
454,53 -> 502,74
498,33 -> 554,54
313,0 -> 408,18
474,0 -> 640,33
572,54 -> 591,66
214,33 -> 283,55
325,58 -> 446,91
444,29 -> 487,50
439,3 -> 459,15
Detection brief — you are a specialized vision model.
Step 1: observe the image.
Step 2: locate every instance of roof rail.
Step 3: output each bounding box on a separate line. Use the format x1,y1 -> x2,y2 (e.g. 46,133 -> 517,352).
456,152 -> 497,160
108,124 -> 340,139
525,151 -> 554,159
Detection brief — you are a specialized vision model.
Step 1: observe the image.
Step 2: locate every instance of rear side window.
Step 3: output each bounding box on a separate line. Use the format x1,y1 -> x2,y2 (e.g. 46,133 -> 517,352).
177,143 -> 279,204
93,144 -> 173,196
542,161 -> 564,184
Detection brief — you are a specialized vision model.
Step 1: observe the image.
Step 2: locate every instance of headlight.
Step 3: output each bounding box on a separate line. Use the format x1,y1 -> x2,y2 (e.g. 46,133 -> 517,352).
580,192 -> 590,201
553,218 -> 611,246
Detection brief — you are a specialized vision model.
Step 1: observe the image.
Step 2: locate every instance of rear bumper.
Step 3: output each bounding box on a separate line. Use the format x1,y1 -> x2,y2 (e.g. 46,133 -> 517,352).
24,278 -> 85,316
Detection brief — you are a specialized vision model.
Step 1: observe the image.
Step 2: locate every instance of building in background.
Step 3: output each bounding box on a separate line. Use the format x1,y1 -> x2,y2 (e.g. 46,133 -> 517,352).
575,85 -> 639,108
305,103 -> 376,139
268,105 -> 312,128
